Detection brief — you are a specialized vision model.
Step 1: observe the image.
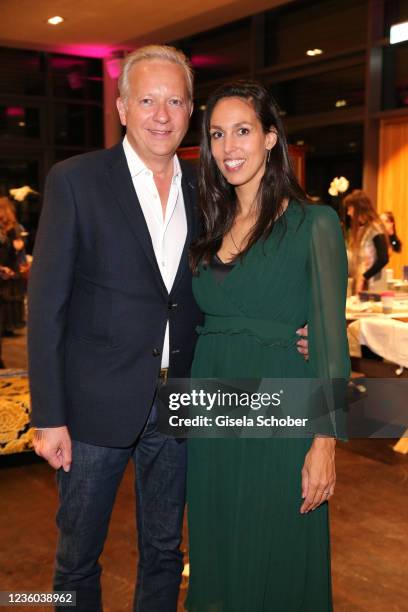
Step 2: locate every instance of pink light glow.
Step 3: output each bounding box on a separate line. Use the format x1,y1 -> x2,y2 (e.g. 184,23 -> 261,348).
50,57 -> 85,69
191,54 -> 225,68
54,44 -> 124,58
106,58 -> 122,79
5,106 -> 25,118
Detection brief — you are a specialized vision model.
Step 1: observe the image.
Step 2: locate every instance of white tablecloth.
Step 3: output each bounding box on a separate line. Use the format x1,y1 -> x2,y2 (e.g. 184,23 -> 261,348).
351,318 -> 408,367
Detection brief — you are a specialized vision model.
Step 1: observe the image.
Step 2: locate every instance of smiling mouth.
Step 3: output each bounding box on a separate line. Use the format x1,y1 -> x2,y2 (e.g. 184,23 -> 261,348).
224,159 -> 245,171
148,129 -> 173,136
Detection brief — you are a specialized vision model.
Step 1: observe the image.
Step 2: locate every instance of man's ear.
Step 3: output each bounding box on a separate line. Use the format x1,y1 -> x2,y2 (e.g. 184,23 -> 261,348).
116,97 -> 127,127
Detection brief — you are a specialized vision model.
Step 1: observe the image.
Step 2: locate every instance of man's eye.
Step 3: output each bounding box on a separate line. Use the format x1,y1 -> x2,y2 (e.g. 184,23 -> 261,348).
170,99 -> 183,106
140,98 -> 153,105
210,131 -> 222,139
238,127 -> 250,135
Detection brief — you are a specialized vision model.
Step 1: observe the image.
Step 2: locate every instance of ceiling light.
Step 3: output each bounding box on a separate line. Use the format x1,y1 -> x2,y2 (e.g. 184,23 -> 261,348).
306,48 -> 323,57
47,16 -> 65,25
390,21 -> 408,44
199,105 -> 206,111
296,140 -> 305,146
335,99 -> 347,108
18,122 -> 26,127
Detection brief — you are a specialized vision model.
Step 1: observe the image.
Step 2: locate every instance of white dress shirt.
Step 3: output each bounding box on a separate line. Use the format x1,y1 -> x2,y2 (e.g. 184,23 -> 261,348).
122,136 -> 187,368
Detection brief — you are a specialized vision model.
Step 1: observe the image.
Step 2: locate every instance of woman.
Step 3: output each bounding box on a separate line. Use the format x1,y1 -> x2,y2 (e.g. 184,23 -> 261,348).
344,190 -> 388,293
0,197 -> 27,334
187,82 -> 350,611
380,211 -> 402,254
0,199 -> 20,367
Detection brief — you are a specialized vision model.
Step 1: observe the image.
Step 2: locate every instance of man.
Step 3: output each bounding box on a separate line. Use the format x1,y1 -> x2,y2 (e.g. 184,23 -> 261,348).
29,45 -> 202,612
29,45 -> 309,611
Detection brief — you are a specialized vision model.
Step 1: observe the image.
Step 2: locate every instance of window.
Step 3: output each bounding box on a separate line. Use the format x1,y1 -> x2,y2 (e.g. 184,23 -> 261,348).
266,0 -> 368,66
269,64 -> 365,116
50,55 -> 103,101
287,123 -> 363,198
173,19 -> 251,85
0,49 -> 46,96
382,42 -> 408,109
54,103 -> 103,148
0,105 -> 41,140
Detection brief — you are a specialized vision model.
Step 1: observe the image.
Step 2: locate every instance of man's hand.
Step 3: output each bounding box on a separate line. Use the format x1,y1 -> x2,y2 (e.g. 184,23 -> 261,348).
300,437 -> 336,514
296,324 -> 309,361
33,426 -> 72,472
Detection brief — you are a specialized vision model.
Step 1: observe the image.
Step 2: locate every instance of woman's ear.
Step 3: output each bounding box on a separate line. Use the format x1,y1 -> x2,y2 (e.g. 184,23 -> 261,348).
266,128 -> 278,151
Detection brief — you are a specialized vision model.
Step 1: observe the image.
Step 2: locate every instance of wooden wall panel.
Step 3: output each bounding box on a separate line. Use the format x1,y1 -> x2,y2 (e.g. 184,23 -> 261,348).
377,117 -> 408,278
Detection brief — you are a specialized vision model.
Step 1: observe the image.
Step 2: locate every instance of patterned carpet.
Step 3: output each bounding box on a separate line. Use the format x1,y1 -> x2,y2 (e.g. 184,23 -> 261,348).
0,370 -> 33,454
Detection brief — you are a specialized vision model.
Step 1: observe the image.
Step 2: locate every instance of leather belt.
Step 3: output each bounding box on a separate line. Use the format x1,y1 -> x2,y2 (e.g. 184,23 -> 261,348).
159,368 -> 169,384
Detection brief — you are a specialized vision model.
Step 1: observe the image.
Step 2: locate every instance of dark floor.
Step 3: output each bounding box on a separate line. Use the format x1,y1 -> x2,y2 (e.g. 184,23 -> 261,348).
1,332 -> 407,611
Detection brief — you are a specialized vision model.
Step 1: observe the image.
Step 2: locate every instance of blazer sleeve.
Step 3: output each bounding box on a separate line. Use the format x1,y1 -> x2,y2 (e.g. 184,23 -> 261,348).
28,163 -> 78,427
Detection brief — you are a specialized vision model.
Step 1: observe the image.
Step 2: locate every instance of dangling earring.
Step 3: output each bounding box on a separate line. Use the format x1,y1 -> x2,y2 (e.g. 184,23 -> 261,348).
266,148 -> 271,164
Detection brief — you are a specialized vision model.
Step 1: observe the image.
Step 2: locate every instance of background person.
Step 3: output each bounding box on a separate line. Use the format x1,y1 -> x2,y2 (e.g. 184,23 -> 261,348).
344,189 -> 388,294
0,197 -> 27,334
0,230 -> 16,368
380,211 -> 402,254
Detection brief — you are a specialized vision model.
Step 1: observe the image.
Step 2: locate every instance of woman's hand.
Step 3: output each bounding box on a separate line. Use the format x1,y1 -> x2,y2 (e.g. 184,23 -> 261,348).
300,437 -> 336,514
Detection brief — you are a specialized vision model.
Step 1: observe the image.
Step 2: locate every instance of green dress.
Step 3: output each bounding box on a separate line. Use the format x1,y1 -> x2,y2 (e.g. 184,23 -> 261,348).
186,202 -> 350,612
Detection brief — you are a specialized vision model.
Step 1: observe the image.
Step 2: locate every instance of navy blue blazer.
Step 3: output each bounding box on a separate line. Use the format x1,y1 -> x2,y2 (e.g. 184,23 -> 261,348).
28,143 -> 203,446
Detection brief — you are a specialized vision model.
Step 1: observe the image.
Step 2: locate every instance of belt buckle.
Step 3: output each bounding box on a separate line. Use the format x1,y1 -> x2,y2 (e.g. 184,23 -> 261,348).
159,368 -> 169,384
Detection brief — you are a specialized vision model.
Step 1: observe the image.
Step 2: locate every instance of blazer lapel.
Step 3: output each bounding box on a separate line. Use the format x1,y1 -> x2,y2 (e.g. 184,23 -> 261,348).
105,144 -> 168,297
171,164 -> 197,294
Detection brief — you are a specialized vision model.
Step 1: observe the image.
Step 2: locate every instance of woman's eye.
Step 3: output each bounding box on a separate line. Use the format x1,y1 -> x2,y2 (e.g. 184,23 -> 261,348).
210,131 -> 223,139
238,127 -> 250,136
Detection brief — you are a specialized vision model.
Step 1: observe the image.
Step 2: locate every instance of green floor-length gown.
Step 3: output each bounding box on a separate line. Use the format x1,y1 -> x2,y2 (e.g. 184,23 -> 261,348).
186,202 -> 350,612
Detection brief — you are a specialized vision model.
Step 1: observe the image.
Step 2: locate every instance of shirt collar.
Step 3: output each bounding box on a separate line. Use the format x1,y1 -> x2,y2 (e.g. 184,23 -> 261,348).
123,135 -> 182,182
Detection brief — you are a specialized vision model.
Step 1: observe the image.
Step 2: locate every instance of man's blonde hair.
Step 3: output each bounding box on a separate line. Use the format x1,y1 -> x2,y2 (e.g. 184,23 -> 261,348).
118,45 -> 193,101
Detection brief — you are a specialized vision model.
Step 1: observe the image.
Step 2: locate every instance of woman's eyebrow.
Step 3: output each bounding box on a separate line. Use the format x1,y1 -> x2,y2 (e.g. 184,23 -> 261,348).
210,121 -> 254,129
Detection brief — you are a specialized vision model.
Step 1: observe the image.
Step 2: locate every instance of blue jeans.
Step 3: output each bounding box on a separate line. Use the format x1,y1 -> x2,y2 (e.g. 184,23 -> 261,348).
54,402 -> 186,611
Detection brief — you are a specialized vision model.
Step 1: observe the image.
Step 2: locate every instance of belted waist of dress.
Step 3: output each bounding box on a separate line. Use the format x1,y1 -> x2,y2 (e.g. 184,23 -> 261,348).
196,315 -> 299,348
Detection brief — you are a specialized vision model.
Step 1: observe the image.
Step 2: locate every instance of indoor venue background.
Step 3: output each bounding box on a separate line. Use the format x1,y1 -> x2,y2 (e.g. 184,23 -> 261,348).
0,1 -> 407,611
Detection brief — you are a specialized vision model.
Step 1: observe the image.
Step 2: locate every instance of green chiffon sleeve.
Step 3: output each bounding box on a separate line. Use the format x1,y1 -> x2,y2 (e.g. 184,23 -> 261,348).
307,205 -> 350,438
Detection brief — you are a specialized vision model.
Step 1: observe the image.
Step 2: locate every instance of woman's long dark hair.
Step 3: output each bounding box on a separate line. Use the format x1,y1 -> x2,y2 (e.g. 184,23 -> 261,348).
343,189 -> 386,259
190,81 -> 307,273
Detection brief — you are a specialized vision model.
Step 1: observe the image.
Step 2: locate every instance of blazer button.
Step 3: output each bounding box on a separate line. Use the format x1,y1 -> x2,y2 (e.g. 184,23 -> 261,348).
168,301 -> 178,309
152,348 -> 161,357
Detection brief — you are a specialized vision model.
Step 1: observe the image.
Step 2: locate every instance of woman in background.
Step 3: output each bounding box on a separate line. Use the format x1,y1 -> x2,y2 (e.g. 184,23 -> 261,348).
0,197 -> 27,334
380,211 -> 402,255
0,199 -> 20,367
187,81 -> 350,611
344,189 -> 388,294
